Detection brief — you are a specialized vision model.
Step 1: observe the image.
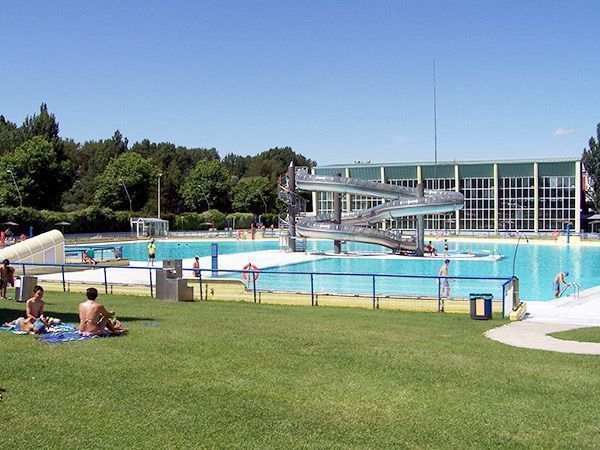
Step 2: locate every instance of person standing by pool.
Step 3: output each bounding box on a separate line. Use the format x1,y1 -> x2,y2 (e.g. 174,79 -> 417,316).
443,239 -> 449,257
0,259 -> 14,299
147,239 -> 156,267
193,256 -> 201,277
438,259 -> 451,312
553,271 -> 570,298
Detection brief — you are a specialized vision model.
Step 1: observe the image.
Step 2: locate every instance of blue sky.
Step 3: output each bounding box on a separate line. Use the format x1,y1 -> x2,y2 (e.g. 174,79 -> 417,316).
1,1 -> 599,165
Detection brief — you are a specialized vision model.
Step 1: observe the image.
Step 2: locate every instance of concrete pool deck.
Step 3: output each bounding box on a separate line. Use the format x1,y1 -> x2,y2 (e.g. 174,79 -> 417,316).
485,286 -> 600,354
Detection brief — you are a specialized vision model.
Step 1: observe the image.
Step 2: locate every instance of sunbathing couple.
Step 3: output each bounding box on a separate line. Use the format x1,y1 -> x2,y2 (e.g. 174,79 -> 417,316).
3,286 -> 126,336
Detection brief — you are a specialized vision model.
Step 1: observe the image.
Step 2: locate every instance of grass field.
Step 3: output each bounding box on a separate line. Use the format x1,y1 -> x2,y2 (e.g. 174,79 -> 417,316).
1,292 -> 600,448
551,327 -> 600,344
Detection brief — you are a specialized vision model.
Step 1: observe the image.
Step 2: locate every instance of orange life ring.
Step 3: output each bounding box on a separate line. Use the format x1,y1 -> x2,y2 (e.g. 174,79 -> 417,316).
242,263 -> 259,282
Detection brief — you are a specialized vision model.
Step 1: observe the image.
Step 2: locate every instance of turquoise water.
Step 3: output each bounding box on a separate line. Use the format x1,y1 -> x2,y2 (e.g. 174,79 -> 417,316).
91,239 -> 600,301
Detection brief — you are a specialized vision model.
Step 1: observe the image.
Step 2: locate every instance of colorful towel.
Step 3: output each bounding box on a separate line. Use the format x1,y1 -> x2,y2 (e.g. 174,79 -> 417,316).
0,322 -> 78,335
37,330 -> 126,344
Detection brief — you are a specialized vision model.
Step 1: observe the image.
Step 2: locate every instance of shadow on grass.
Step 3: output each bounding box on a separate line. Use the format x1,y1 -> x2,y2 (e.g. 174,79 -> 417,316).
0,306 -> 154,324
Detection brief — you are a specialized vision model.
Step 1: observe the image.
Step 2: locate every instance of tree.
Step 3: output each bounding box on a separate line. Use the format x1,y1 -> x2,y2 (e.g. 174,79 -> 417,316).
246,147 -> 316,183
69,131 -> 129,205
223,153 -> 252,180
0,136 -> 71,210
93,152 -> 157,211
231,177 -> 277,213
582,123 -> 600,213
131,140 -> 219,213
181,160 -> 232,212
0,115 -> 24,155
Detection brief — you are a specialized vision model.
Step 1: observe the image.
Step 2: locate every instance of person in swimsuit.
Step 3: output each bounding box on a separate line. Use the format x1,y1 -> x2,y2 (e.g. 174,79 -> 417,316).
147,239 -> 156,267
0,259 -> 14,299
553,271 -> 570,298
78,287 -> 126,336
3,317 -> 36,333
192,256 -> 201,277
438,259 -> 451,312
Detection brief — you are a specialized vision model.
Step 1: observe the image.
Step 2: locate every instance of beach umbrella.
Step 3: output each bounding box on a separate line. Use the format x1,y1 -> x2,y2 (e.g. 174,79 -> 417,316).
55,221 -> 71,233
2,221 -> 19,226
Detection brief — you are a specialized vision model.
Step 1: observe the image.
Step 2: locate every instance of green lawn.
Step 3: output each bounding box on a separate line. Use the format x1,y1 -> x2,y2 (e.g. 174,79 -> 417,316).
551,327 -> 600,344
1,292 -> 600,448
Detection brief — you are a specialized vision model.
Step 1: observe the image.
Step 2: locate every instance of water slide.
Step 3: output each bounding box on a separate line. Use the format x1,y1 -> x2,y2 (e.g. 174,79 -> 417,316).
293,172 -> 464,252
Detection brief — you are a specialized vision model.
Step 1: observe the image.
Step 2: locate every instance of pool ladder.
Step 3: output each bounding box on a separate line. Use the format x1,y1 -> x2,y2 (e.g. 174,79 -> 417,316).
562,282 -> 580,299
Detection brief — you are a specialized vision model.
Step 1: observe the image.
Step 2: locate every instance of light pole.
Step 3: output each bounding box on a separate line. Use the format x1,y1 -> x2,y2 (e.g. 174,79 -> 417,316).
198,185 -> 211,211
511,230 -> 529,278
256,189 -> 268,214
6,169 -> 23,207
119,179 -> 133,212
157,172 -> 163,219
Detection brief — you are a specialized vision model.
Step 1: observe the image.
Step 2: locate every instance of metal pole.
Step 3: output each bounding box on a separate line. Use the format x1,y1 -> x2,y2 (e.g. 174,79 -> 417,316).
333,172 -> 342,254
372,275 -> 376,309
149,268 -> 154,298
119,179 -> 132,212
103,267 -> 108,294
310,273 -> 314,306
253,275 -> 257,303
22,263 -> 26,276
6,169 -> 23,207
198,270 -> 203,301
287,162 -> 297,252
437,277 -> 442,312
157,173 -> 162,219
61,265 -> 66,292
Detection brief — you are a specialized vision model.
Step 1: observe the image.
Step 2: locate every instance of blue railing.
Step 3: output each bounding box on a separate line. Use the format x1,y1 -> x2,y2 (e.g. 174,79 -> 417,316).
15,262 -> 515,317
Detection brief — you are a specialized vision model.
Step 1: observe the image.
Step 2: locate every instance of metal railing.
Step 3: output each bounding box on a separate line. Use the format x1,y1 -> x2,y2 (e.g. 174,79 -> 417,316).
14,262 -> 514,317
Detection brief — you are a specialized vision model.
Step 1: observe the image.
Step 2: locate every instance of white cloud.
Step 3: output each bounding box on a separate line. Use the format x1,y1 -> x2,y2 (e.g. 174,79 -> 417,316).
554,128 -> 575,136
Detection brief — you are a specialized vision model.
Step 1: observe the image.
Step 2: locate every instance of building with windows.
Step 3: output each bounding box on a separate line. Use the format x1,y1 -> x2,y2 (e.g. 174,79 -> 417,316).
311,157 -> 582,233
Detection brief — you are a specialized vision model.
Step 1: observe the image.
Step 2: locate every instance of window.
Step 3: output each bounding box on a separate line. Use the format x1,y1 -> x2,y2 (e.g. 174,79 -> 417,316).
459,177 -> 495,230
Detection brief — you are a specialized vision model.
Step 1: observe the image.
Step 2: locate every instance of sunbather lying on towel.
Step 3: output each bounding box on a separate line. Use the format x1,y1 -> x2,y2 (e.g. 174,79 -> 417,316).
3,316 -> 47,333
78,287 -> 127,336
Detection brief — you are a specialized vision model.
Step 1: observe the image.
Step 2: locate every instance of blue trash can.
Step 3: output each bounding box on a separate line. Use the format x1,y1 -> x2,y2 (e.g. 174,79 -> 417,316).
469,293 -> 493,320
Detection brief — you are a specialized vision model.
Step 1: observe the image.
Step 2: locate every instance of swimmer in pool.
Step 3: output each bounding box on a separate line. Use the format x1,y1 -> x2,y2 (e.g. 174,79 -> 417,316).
553,271 -> 570,298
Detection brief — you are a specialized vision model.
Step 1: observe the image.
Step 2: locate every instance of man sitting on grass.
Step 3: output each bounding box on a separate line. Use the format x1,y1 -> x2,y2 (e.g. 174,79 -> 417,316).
78,287 -> 126,336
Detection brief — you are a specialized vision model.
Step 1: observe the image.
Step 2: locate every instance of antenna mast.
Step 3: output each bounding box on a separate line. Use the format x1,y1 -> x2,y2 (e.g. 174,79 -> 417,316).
433,59 -> 438,186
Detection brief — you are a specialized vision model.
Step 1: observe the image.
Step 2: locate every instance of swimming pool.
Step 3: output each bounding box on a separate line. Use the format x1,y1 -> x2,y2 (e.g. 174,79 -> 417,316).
88,239 -> 600,301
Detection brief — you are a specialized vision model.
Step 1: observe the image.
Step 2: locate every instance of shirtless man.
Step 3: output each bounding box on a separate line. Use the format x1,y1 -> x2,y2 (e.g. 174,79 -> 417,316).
438,259 -> 451,312
553,271 -> 570,298
26,285 -> 49,332
78,287 -> 123,335
0,259 -> 14,299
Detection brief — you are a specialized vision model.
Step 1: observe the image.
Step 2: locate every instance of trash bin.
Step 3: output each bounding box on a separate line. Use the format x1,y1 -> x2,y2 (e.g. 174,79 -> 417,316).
469,293 -> 493,320
15,276 -> 38,302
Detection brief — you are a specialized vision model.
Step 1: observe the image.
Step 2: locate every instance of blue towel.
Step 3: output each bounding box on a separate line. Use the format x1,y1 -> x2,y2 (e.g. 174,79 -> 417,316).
37,330 -> 125,344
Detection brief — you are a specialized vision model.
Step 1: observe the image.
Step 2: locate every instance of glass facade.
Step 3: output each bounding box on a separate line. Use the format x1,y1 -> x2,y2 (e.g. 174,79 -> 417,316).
313,160 -> 580,232
459,178 -> 495,230
539,176 -> 576,231
499,177 -> 535,230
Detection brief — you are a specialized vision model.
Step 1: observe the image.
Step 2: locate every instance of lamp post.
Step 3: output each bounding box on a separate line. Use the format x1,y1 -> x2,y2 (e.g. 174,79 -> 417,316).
119,179 -> 133,212
198,185 -> 211,211
256,189 -> 268,214
6,169 -> 23,207
157,172 -> 163,219
511,230 -> 529,278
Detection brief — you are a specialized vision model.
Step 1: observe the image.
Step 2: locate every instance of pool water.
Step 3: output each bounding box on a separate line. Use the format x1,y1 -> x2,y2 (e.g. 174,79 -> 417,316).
97,239 -> 600,301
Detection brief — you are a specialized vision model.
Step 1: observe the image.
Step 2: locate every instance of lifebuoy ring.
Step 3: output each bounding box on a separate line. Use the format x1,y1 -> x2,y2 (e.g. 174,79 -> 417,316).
242,263 -> 259,282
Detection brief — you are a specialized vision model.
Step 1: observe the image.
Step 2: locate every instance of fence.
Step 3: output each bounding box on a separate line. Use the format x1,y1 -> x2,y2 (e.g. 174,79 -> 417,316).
12,262 -> 515,317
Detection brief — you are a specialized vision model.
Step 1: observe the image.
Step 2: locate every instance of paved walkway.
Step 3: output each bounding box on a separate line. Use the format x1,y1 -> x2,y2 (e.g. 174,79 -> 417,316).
485,321 -> 600,355
486,285 -> 600,354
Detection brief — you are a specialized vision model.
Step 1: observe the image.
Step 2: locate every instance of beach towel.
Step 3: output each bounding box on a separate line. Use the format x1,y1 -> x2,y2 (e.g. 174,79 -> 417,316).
0,322 -> 78,335
37,330 -> 126,344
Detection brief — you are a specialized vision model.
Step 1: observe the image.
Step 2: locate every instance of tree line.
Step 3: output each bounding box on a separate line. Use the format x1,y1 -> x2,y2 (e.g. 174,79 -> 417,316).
0,104 -> 316,221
